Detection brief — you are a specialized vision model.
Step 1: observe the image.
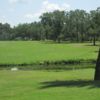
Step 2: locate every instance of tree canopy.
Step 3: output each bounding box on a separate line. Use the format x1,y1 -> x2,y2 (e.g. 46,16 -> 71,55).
0,7 -> 100,44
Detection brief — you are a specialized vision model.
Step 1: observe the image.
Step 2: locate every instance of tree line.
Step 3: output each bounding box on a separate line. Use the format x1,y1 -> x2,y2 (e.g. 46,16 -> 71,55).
0,7 -> 100,45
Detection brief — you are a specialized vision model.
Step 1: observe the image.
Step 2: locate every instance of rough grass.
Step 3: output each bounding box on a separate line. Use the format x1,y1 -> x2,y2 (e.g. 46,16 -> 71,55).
0,41 -> 98,65
0,69 -> 100,100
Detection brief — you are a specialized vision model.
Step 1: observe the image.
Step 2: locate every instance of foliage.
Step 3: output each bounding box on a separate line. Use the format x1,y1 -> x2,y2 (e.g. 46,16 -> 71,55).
0,7 -> 100,44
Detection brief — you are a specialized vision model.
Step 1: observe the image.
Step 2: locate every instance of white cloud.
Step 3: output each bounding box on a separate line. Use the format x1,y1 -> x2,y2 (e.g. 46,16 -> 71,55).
9,0 -> 32,4
0,16 -> 14,27
42,0 -> 70,12
24,14 -> 34,19
62,4 -> 71,11
24,0 -> 70,20
9,0 -> 21,4
24,13 -> 41,22
33,0 -> 71,18
8,8 -> 15,12
9,0 -> 17,4
0,16 -> 7,24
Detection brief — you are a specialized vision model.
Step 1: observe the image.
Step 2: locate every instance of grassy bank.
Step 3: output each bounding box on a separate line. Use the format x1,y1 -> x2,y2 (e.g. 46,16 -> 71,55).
0,63 -> 95,70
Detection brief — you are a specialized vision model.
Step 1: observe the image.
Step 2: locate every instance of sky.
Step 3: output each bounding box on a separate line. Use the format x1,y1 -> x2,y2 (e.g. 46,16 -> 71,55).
0,0 -> 100,27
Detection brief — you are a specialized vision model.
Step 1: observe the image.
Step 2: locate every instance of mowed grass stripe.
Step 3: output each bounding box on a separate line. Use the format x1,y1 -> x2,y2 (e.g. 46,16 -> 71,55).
0,41 -> 98,64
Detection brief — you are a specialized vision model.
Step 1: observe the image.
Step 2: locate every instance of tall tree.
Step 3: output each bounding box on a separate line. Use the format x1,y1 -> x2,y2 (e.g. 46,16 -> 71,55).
94,48 -> 100,80
89,8 -> 100,45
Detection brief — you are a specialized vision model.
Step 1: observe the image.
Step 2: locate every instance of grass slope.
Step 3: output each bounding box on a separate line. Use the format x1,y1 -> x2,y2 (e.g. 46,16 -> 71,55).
0,41 -> 98,64
0,69 -> 100,100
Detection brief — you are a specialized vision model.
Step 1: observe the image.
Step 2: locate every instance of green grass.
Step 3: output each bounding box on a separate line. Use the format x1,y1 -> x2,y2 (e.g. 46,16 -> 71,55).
0,41 -> 99,100
0,41 -> 98,64
0,69 -> 100,100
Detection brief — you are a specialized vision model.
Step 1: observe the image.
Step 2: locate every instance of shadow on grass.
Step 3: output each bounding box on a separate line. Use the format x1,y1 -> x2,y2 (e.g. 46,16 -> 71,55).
40,80 -> 100,89
85,44 -> 99,47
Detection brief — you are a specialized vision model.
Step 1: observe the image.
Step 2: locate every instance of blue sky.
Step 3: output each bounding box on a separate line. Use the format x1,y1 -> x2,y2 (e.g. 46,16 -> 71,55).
0,0 -> 100,26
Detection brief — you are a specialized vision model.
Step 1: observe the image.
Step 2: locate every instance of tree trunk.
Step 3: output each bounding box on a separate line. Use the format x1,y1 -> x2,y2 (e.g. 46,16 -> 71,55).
93,35 -> 96,46
94,48 -> 100,80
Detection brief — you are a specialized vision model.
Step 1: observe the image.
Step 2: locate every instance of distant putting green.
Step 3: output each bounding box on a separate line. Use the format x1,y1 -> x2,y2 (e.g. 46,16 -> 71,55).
0,41 -> 98,64
0,69 -> 100,100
